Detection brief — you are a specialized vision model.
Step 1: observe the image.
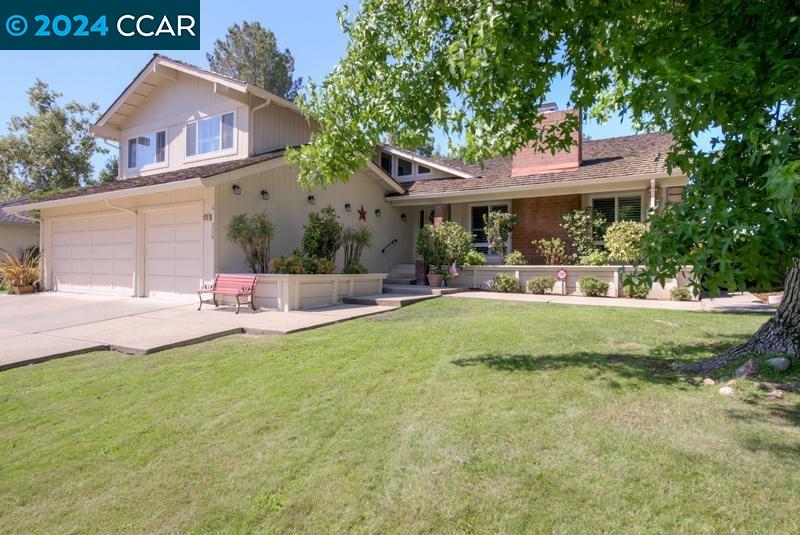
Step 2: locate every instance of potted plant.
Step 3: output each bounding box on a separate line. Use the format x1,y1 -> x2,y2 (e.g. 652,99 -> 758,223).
0,248 -> 40,294
416,221 -> 473,287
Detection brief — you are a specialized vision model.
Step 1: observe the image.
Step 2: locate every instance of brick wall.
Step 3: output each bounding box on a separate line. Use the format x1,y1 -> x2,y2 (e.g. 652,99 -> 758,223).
511,194 -> 582,263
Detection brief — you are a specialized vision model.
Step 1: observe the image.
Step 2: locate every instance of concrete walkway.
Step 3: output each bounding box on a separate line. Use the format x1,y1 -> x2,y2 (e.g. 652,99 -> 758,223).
447,290 -> 776,313
0,293 -> 393,371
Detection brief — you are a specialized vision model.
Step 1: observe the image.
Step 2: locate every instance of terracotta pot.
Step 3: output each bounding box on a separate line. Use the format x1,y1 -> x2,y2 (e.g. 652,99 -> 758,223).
13,286 -> 34,294
427,274 -> 443,287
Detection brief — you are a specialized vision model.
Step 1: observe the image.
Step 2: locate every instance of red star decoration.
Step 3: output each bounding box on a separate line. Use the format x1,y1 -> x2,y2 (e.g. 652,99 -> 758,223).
357,205 -> 367,221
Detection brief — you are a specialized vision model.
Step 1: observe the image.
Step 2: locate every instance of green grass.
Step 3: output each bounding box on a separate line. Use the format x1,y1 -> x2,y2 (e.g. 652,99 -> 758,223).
1,298 -> 798,533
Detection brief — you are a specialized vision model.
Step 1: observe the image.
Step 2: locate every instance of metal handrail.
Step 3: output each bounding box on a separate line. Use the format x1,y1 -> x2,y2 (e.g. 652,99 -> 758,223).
381,238 -> 398,254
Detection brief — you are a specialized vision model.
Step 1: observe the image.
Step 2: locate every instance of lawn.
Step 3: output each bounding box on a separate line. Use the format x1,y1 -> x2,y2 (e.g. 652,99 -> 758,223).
1,298 -> 798,533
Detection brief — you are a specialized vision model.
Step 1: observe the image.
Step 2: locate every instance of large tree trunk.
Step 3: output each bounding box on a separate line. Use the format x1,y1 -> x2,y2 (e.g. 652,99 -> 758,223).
681,258 -> 800,374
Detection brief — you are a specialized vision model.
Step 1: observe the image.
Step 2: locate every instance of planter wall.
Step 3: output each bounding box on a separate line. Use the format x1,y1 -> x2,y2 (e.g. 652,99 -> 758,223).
454,265 -> 695,300
222,273 -> 386,311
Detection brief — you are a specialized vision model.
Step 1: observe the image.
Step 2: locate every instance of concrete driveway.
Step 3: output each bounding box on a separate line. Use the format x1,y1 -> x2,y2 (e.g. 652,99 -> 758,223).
0,292 -> 394,371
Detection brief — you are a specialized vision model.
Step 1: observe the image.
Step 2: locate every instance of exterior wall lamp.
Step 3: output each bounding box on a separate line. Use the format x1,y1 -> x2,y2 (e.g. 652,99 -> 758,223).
401,213 -> 407,222
261,190 -> 269,201
345,203 -> 352,212
232,184 -> 241,196
374,209 -> 381,217
307,195 -> 316,205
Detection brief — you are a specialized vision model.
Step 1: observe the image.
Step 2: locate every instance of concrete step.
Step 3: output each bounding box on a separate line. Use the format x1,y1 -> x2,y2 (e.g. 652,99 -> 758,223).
342,293 -> 437,307
383,284 -> 468,296
385,277 -> 417,285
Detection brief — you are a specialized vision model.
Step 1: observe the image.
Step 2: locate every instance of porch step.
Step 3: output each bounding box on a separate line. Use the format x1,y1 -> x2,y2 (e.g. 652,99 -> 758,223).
385,277 -> 417,285
383,284 -> 467,296
342,293 -> 437,307
387,263 -> 417,285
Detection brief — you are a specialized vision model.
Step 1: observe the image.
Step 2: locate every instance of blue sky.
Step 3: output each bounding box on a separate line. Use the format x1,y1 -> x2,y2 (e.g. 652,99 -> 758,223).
0,0 -> 640,175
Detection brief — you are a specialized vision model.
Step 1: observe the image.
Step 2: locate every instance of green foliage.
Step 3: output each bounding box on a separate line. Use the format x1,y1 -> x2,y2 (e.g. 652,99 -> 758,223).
527,276 -> 555,295
415,222 -> 473,278
578,250 -> 610,266
0,248 -> 40,288
269,251 -> 336,275
579,276 -> 609,297
605,221 -> 647,264
505,250 -> 526,266
207,21 -> 302,100
302,206 -> 343,262
341,225 -> 373,271
561,209 -> 607,260
462,250 -> 486,266
489,273 -> 521,293
0,80 -> 105,199
532,238 -> 569,265
343,262 -> 368,274
288,0 -> 800,300
304,256 -> 336,275
623,279 -> 650,299
484,211 -> 519,262
670,287 -> 693,302
226,213 -> 275,274
97,156 -> 118,183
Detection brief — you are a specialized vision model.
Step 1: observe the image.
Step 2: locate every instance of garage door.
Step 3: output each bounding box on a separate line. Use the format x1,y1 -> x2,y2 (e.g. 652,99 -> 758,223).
51,213 -> 135,295
144,205 -> 203,299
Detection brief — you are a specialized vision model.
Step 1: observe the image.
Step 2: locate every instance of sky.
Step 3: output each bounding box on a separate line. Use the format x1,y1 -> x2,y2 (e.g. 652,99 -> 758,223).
0,0 -> 641,176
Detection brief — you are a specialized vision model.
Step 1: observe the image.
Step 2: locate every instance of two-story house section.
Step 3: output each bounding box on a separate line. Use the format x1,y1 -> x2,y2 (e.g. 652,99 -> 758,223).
5,54 -> 686,301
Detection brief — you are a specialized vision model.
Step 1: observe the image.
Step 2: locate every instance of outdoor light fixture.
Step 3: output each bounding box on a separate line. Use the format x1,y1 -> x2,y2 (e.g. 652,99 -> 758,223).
232,184 -> 241,196
308,195 -> 316,205
374,209 -> 381,217
261,190 -> 269,201
401,213 -> 407,222
345,203 -> 352,212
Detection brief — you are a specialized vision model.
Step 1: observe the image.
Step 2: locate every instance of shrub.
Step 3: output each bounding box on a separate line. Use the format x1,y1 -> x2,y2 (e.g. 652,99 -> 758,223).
416,221 -> 474,278
269,252 -> 306,274
579,276 -> 609,297
341,225 -> 373,272
527,276 -> 555,294
484,211 -> 519,262
532,237 -> 569,265
343,262 -> 368,274
302,205 -> 343,262
578,249 -> 609,266
0,248 -> 40,289
226,213 -> 275,273
462,250 -> 486,266
304,257 -> 336,274
561,208 -> 606,259
604,221 -> 647,263
489,273 -> 521,293
670,287 -> 693,301
505,250 -> 527,265
623,281 -> 650,299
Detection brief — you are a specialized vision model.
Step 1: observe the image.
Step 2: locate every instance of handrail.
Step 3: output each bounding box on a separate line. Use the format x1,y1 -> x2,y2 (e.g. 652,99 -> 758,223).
381,238 -> 398,254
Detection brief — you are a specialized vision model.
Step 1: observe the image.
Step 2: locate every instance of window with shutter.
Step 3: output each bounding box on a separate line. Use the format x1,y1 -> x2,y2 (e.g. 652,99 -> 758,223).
592,197 -> 616,223
618,196 -> 642,221
470,203 -> 510,253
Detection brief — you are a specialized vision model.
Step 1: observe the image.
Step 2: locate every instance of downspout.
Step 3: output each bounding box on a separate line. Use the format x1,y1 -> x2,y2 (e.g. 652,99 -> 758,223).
105,200 -> 140,296
248,97 -> 271,156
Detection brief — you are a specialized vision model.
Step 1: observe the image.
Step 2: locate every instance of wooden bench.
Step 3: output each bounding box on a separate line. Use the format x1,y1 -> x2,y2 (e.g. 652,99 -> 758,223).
198,274 -> 259,314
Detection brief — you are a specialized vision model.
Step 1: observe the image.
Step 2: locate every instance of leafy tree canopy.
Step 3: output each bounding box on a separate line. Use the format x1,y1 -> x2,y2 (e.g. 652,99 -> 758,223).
0,80 -> 106,199
97,156 -> 118,184
207,21 -> 303,101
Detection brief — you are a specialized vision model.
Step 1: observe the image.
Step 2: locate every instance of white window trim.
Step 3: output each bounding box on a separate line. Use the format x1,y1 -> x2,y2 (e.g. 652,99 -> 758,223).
126,129 -> 168,172
587,191 -> 646,223
184,111 -> 237,163
468,201 -> 511,256
380,152 -> 437,179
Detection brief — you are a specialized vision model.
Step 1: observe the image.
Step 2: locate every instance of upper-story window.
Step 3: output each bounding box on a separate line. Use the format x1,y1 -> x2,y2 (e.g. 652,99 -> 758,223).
417,165 -> 431,174
186,112 -> 235,158
380,152 -> 392,174
397,157 -> 413,177
127,130 -> 166,170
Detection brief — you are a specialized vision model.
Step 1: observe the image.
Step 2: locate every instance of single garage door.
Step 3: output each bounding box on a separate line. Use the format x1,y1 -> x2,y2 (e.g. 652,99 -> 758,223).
51,213 -> 136,295
144,205 -> 203,299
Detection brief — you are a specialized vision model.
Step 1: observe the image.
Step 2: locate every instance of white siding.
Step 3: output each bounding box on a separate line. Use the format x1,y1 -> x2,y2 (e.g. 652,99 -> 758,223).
251,104 -> 315,153
0,223 -> 39,256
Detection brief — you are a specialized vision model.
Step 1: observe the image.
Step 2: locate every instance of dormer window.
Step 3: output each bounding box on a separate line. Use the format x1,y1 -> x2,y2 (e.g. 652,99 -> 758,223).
186,111 -> 235,158
380,152 -> 392,174
417,165 -> 431,174
127,130 -> 166,170
397,157 -> 413,177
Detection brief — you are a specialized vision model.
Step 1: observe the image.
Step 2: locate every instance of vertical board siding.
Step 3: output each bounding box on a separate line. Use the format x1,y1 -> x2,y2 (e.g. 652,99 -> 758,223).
252,105 -> 315,153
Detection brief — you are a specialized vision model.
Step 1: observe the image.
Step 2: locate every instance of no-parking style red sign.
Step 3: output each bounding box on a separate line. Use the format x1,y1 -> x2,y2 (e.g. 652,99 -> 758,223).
556,268 -> 568,281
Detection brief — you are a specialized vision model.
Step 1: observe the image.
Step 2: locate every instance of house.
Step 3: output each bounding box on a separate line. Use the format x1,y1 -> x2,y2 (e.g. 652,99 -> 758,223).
3,54 -> 687,302
0,199 -> 39,257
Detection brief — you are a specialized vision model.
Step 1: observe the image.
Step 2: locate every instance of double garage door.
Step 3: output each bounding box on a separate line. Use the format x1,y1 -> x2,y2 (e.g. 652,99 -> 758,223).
50,205 -> 203,299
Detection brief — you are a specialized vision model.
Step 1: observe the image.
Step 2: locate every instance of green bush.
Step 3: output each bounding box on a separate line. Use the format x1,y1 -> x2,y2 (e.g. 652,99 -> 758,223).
462,250 -> 486,266
670,287 -> 692,301
343,262 -> 368,274
269,251 -> 336,274
226,213 -> 275,273
623,280 -> 650,299
302,205 -> 343,262
489,273 -> 521,293
532,237 -> 569,265
527,276 -> 555,294
604,221 -> 647,263
484,211 -> 519,262
561,208 -> 606,259
505,250 -> 527,265
578,250 -> 609,266
579,276 -> 609,297
342,225 -> 373,272
416,221 -> 474,278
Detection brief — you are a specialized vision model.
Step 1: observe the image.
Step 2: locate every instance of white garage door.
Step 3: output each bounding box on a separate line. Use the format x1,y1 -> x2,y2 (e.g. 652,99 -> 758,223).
51,214 -> 135,295
145,205 -> 203,299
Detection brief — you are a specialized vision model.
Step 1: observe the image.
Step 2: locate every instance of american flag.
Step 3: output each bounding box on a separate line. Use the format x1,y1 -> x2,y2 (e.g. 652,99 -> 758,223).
448,262 -> 459,278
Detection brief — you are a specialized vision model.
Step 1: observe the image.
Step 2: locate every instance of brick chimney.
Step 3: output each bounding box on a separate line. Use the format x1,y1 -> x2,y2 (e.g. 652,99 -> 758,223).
511,104 -> 582,176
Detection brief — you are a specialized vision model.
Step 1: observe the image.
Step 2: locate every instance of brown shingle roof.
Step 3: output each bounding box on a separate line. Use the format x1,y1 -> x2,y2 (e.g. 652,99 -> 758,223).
29,149 -> 288,203
399,132 -> 674,197
0,199 -> 37,224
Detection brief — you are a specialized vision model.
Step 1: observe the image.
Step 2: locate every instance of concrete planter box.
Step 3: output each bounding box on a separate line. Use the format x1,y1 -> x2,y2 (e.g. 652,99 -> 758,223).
247,273 -> 387,311
454,265 -> 694,300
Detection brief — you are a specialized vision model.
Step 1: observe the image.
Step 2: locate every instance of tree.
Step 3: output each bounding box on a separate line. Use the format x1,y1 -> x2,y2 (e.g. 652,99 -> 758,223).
387,133 -> 436,157
484,211 -> 519,263
226,213 -> 275,274
97,156 -> 118,183
0,80 -> 105,199
289,1 -> 800,369
207,21 -> 303,101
